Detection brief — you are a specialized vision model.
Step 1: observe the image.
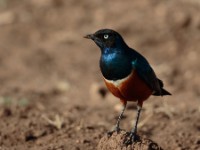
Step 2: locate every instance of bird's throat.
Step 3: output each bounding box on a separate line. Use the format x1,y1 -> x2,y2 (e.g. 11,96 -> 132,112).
100,51 -> 132,80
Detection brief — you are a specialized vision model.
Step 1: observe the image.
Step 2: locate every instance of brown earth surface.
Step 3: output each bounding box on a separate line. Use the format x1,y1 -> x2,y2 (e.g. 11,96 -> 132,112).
0,0 -> 200,149
97,131 -> 163,150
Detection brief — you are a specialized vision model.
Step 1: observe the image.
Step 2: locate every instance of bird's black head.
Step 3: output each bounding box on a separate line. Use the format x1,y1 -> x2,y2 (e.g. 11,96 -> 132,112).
84,29 -> 127,49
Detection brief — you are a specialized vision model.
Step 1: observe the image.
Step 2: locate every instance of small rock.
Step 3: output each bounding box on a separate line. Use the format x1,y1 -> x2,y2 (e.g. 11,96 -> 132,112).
54,81 -> 70,93
90,82 -> 108,100
114,103 -> 123,112
0,11 -> 15,26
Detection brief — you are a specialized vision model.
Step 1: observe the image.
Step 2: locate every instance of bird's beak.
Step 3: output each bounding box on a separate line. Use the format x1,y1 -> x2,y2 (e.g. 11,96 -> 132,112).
84,34 -> 94,40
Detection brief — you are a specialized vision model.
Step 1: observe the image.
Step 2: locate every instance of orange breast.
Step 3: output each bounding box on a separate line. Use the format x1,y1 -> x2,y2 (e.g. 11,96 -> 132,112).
104,71 -> 152,102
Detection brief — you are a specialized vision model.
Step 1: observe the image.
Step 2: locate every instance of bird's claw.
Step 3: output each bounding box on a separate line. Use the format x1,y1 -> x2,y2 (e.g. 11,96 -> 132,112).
124,132 -> 140,145
107,126 -> 121,137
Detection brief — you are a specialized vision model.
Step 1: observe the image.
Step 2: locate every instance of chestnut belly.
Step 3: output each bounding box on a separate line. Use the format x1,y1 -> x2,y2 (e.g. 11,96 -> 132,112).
104,71 -> 152,101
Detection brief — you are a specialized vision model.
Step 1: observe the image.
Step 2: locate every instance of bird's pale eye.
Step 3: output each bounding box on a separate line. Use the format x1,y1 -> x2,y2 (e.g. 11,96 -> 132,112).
103,34 -> 109,39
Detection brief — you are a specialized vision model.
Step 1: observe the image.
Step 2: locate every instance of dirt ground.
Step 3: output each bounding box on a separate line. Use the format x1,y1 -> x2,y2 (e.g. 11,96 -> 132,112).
0,0 -> 200,149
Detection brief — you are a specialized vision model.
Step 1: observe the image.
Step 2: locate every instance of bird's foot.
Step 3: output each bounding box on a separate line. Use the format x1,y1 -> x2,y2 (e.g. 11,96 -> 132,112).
124,132 -> 140,145
107,126 -> 121,137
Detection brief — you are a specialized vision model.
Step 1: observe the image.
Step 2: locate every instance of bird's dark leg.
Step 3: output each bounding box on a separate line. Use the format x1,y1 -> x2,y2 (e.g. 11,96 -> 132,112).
115,101 -> 127,131
107,100 -> 127,136
124,101 -> 143,145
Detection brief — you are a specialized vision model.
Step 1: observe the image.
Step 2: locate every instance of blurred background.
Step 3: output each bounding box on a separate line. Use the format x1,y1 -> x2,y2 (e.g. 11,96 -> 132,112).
0,0 -> 199,149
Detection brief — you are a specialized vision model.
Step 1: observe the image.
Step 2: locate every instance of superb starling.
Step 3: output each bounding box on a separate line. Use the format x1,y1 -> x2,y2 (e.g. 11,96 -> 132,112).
84,29 -> 171,144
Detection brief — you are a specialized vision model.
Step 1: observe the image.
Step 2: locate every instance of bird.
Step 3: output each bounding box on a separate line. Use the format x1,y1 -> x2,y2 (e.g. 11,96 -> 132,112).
84,29 -> 171,144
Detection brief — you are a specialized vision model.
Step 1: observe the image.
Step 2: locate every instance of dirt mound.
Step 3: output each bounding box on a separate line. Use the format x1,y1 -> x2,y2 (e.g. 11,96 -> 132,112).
98,131 -> 162,150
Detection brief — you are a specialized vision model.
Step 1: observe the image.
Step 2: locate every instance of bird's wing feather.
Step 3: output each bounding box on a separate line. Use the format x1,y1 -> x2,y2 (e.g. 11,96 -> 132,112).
131,50 -> 161,93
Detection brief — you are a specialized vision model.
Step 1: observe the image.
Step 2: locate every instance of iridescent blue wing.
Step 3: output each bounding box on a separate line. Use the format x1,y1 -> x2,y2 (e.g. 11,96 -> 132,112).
131,50 -> 161,94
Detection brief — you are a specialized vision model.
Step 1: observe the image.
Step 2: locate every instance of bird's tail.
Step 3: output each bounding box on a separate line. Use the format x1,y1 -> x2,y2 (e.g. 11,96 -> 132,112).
161,88 -> 171,96
153,88 -> 171,96
153,78 -> 172,96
